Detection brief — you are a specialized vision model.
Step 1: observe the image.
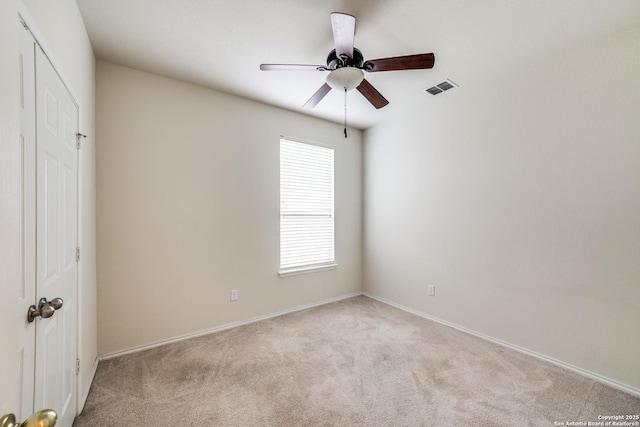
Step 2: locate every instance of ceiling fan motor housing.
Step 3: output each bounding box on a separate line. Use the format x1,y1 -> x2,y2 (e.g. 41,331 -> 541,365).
327,48 -> 367,70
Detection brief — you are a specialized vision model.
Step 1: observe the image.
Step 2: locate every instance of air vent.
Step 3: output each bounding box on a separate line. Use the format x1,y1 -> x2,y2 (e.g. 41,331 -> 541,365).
426,79 -> 458,95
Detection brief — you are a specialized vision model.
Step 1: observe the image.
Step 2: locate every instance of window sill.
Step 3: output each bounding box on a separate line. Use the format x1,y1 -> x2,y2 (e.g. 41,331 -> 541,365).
278,263 -> 338,277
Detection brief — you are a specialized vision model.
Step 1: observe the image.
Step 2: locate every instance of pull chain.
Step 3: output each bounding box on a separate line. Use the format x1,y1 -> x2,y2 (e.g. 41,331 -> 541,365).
344,88 -> 348,138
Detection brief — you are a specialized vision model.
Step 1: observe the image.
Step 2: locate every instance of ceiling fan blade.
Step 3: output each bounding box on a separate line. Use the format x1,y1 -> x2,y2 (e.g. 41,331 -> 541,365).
330,12 -> 355,59
365,53 -> 435,72
260,64 -> 326,71
303,83 -> 332,109
356,79 -> 389,109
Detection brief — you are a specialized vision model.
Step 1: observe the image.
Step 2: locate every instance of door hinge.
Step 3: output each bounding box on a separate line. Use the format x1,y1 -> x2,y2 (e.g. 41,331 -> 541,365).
76,133 -> 86,150
76,247 -> 81,262
76,359 -> 80,375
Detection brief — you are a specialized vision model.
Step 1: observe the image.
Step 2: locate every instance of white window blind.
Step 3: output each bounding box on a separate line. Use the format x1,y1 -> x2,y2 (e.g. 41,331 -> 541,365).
280,138 -> 335,272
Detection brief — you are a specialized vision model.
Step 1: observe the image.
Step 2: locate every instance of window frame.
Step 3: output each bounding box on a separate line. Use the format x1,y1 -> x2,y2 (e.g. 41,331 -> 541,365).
279,136 -> 337,276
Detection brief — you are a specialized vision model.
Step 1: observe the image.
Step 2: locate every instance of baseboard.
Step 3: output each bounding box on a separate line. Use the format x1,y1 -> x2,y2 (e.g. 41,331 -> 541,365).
99,292 -> 363,361
78,356 -> 99,413
363,292 -> 640,398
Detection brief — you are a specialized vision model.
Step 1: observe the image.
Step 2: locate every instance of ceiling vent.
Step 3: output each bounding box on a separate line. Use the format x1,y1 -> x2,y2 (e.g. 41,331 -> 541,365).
426,79 -> 458,95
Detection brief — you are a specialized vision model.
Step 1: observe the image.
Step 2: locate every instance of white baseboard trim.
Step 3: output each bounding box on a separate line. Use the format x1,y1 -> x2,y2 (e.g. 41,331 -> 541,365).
99,292 -> 363,361
78,356 -> 99,413
363,292 -> 640,398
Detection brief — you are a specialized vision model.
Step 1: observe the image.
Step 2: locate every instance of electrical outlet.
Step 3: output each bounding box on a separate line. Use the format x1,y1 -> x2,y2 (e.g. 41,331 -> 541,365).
230,289 -> 238,301
427,285 -> 435,296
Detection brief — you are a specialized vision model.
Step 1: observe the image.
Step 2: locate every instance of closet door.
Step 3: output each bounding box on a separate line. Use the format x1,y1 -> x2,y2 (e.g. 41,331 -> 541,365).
32,43 -> 79,427
18,20 -> 37,422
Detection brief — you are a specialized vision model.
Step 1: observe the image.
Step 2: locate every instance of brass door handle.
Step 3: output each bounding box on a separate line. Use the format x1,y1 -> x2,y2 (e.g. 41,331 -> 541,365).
26,297 -> 64,323
0,409 -> 57,427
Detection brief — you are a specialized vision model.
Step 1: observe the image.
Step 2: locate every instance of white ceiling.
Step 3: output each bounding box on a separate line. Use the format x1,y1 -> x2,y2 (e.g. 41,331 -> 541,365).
76,0 -> 640,129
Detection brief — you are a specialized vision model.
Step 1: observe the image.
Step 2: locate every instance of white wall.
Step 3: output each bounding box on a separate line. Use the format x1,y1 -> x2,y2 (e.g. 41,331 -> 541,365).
0,0 -> 21,415
96,61 -> 363,355
363,24 -> 640,390
20,0 -> 98,407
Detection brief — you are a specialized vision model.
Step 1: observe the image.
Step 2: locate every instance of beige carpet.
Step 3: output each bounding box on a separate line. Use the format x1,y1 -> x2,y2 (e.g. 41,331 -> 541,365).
74,296 -> 639,426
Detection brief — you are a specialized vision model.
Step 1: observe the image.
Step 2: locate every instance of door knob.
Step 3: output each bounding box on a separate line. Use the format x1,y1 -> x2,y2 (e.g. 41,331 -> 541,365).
0,409 -> 57,427
26,297 -> 64,323
49,297 -> 63,310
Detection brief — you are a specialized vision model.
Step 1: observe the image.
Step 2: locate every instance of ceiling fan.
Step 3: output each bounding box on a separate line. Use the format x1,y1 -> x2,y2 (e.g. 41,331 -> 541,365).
260,12 -> 435,111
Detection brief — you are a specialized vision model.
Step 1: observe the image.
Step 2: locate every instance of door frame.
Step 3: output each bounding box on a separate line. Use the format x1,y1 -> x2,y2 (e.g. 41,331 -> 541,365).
18,2 -> 83,419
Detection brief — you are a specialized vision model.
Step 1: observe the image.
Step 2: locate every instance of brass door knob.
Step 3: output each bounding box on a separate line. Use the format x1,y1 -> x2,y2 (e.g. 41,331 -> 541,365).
0,409 -> 57,427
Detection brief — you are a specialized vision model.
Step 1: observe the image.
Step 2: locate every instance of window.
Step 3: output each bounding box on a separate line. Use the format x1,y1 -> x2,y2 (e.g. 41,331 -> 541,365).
280,137 -> 335,274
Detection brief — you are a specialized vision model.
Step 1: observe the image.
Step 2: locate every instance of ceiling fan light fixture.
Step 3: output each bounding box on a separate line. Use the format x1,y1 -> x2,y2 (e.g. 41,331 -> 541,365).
326,67 -> 364,91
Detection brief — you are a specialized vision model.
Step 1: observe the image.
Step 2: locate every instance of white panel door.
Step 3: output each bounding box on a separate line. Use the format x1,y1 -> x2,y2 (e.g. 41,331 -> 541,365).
18,21 -> 37,422
33,44 -> 78,427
